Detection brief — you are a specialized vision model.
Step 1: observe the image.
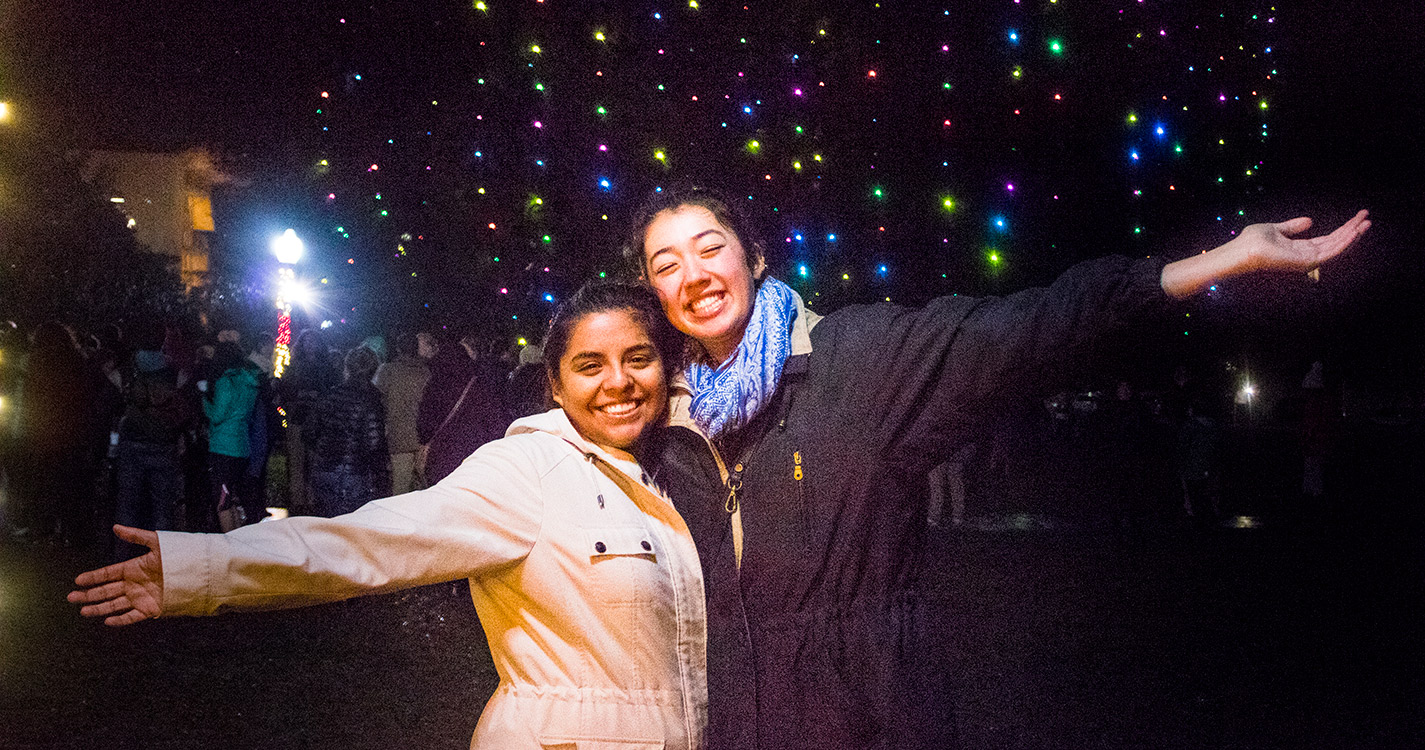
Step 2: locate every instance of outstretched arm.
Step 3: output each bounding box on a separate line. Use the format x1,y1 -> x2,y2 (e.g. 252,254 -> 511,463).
68,525 -> 164,627
1160,210 -> 1371,300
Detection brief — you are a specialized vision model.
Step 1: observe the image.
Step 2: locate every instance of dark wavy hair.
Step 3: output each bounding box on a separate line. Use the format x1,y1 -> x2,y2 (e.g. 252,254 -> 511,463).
620,181 -> 768,280
542,280 -> 684,385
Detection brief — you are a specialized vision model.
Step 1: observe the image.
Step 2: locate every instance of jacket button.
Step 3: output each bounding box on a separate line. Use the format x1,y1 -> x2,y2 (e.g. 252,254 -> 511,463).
641,540 -> 652,551
594,541 -> 607,553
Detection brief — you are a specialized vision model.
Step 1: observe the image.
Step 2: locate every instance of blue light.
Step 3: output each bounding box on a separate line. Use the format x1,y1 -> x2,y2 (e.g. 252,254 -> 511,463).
795,233 -> 804,241
992,216 -> 1007,231
1008,30 -> 1019,43
827,233 -> 836,241
475,151 -> 483,157
799,265 -> 809,277
354,74 -> 362,81
535,159 -> 545,166
743,106 -> 753,114
653,12 -> 662,19
599,178 -> 611,190
1130,150 -> 1140,161
878,265 -> 889,276
544,293 -> 555,303
1155,124 -> 1166,138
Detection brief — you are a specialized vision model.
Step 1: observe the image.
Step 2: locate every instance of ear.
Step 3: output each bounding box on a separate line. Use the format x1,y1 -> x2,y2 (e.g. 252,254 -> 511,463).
751,244 -> 768,280
548,373 -> 564,407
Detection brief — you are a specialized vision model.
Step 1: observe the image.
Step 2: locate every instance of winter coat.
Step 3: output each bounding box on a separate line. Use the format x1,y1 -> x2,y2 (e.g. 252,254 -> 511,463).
118,361 -> 193,446
415,348 -> 476,445
305,380 -> 388,475
424,361 -> 514,485
373,355 -> 430,454
646,255 -> 1171,750
157,408 -> 708,749
202,366 -> 260,458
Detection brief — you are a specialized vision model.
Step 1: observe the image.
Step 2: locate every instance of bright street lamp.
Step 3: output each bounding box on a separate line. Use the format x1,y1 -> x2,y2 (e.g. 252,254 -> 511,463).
271,228 -> 304,265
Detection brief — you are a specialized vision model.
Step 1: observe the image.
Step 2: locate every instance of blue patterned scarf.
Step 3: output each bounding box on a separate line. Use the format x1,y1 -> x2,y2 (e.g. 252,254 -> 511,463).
685,277 -> 799,440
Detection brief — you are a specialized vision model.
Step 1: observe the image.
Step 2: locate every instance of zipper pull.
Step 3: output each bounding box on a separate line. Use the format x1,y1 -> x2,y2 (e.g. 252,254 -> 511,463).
725,462 -> 743,513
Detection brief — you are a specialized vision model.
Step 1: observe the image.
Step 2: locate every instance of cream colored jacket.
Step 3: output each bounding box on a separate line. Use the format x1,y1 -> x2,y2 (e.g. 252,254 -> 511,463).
158,409 -> 708,749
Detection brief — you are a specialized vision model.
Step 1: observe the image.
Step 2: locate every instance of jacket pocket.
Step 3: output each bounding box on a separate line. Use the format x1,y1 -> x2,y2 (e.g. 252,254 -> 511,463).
539,738 -> 664,750
583,525 -> 659,603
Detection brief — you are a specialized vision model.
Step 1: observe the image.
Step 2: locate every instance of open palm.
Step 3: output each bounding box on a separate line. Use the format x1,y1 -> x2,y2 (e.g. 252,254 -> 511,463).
68,525 -> 165,627
1239,209 -> 1371,274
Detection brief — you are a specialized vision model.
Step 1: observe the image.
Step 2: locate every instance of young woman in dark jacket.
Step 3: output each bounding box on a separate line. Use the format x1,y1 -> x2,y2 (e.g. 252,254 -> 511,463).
626,184 -> 1370,750
305,346 -> 390,517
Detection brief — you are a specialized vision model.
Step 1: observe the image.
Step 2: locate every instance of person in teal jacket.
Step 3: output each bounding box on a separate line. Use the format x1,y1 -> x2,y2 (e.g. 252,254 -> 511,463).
202,342 -> 260,528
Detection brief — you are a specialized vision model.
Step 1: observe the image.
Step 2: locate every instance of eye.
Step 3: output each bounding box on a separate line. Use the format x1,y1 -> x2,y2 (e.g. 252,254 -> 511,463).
654,261 -> 677,276
699,244 -> 723,256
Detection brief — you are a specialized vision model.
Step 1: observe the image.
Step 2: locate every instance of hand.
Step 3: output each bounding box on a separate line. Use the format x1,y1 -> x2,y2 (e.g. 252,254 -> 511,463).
1161,210 -> 1371,299
68,525 -> 164,627
1234,210 -> 1371,275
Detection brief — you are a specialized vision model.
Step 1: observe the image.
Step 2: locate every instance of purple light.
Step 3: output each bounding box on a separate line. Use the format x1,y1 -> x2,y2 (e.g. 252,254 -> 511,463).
1006,183 -> 1015,192
533,120 -> 543,128
794,88 -> 803,96
598,144 -> 608,151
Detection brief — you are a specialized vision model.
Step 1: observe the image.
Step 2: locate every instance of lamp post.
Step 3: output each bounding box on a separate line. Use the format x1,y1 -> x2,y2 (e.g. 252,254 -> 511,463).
271,229 -> 304,379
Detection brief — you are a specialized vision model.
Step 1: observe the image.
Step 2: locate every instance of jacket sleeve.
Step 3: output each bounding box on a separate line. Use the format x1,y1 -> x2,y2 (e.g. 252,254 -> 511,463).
827,255 -> 1172,467
157,435 -> 547,616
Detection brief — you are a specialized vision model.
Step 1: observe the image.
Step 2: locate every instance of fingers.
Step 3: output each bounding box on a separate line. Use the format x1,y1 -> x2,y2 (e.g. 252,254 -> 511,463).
68,580 -> 128,604
74,563 -> 127,589
112,524 -> 159,549
106,609 -> 151,628
1275,217 -> 1313,237
80,595 -> 133,619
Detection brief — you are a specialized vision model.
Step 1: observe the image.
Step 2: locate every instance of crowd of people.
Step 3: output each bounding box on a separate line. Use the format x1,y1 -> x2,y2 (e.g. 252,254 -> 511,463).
0,314 -> 551,556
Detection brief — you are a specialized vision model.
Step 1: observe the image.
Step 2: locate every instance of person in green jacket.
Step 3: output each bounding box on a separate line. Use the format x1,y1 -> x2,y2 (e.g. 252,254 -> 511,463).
202,342 -> 260,528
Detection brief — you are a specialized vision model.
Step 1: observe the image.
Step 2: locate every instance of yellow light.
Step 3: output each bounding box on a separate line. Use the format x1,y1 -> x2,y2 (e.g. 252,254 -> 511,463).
518,337 -> 529,346
942,197 -> 955,211
474,0 -> 487,10
842,273 -> 850,280
110,197 -> 126,203
531,44 -> 542,54
689,0 -> 699,7
654,150 -> 667,162
813,154 -> 822,162
0,101 -> 10,121
594,30 -> 606,42
793,161 -> 803,171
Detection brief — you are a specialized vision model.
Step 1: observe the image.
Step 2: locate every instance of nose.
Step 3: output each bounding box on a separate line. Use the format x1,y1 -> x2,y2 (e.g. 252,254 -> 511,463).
683,255 -> 712,287
604,363 -> 633,393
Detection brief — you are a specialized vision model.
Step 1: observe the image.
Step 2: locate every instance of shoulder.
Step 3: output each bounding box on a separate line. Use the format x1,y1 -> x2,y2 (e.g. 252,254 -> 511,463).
469,430 -> 584,482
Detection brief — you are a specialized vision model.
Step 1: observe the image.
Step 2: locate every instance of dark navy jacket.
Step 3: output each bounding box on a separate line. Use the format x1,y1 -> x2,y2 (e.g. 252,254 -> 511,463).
648,255 -> 1172,749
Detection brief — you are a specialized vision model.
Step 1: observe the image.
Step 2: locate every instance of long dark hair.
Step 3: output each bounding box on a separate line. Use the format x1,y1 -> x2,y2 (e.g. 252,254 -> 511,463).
620,181 -> 768,280
542,281 -> 684,385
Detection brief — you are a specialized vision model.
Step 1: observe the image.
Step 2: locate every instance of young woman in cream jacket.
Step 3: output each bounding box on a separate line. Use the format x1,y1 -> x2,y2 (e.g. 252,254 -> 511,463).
70,282 -> 707,750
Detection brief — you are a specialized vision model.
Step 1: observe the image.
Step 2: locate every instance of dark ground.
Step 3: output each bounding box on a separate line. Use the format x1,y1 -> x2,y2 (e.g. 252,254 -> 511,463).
2,420 -> 1423,749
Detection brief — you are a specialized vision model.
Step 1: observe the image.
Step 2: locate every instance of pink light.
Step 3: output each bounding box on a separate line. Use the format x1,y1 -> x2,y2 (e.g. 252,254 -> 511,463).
500,288 -> 508,294
1006,183 -> 1015,191
942,45 -> 949,52
794,88 -> 803,96
533,120 -> 543,128
1219,93 -> 1227,101
738,71 -> 745,77
368,164 -> 378,171
867,70 -> 877,78
598,144 -> 608,152
943,119 -> 952,127
327,193 -> 335,200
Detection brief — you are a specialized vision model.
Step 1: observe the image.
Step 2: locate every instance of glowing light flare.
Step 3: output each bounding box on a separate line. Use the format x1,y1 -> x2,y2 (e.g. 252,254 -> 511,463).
1048,39 -> 1064,55
271,229 -> 305,264
594,30 -> 606,42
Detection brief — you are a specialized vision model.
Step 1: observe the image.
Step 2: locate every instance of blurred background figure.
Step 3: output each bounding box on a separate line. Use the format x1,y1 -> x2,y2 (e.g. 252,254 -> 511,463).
203,342 -> 261,528
422,332 -> 512,485
374,331 -> 430,494
305,346 -> 389,517
280,329 -> 337,516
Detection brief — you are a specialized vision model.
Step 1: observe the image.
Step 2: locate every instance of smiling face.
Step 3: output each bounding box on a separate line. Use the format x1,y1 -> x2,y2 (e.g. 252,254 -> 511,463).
642,205 -> 765,366
550,309 -> 669,453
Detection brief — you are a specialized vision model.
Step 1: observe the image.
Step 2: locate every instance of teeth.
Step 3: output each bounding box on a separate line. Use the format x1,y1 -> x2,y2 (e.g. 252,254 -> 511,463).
602,402 -> 638,416
690,293 -> 724,315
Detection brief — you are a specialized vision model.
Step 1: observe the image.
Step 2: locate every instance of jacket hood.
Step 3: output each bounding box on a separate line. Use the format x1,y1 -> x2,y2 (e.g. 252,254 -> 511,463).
505,408 -> 628,462
221,366 -> 261,387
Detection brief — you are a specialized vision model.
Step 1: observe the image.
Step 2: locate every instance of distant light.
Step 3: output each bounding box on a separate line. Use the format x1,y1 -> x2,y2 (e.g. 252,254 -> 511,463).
878,265 -> 888,275
109,197 -> 125,203
544,293 -> 555,302
827,233 -> 836,241
1008,30 -> 1019,43
598,178 -> 611,190
799,265 -> 809,277
320,320 -> 334,329
594,30 -> 606,42
531,44 -> 541,54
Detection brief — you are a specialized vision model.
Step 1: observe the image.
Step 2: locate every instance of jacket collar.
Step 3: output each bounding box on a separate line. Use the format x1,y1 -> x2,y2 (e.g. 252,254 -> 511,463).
505,407 -> 641,465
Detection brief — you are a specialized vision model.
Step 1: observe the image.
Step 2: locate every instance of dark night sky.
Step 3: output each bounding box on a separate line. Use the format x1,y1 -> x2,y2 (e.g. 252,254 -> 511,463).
6,2 -> 1417,170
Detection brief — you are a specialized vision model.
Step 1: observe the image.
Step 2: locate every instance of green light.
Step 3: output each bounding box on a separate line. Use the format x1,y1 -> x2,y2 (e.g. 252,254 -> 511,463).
942,82 -> 952,90
477,78 -> 485,84
747,139 -> 761,152
596,105 -> 607,115
380,210 -> 388,217
794,125 -> 803,134
1174,143 -> 1183,154
872,187 -> 884,199
598,271 -> 607,278
657,84 -> 665,91
535,82 -> 544,91
542,234 -> 552,243
1048,39 -> 1064,55
1011,66 -> 1023,79
987,250 -> 1001,265
1127,112 -> 1138,125
1133,227 -> 1142,234
941,196 -> 956,211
